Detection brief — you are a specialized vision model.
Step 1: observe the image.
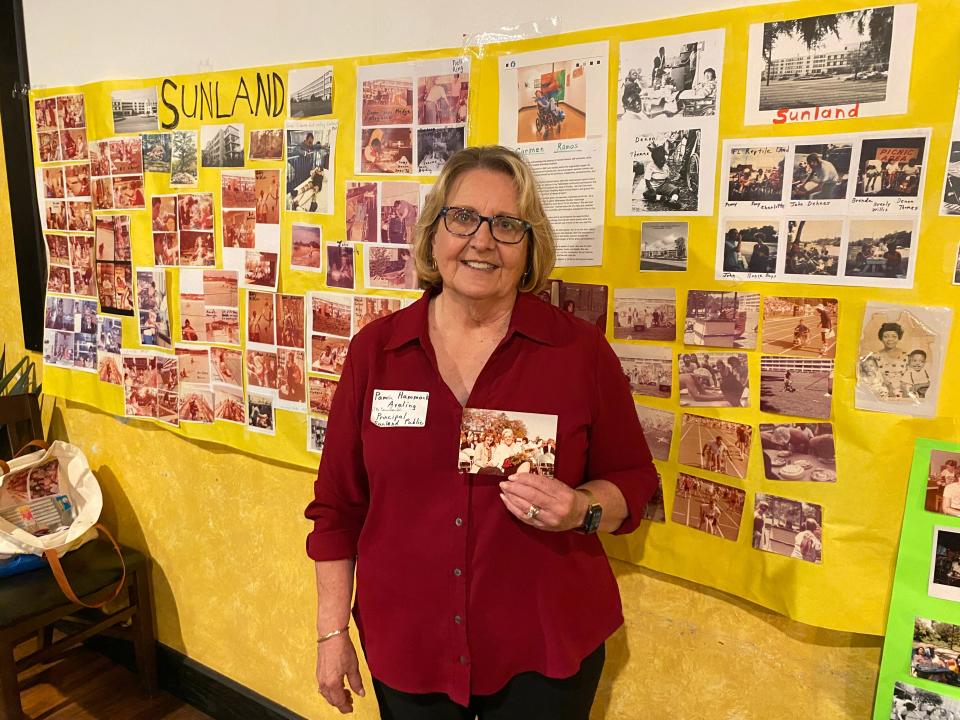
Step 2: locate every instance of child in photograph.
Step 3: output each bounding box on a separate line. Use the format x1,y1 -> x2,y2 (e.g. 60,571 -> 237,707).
699,497 -> 721,536
641,144 -> 681,209
859,355 -> 888,399
904,349 -> 930,398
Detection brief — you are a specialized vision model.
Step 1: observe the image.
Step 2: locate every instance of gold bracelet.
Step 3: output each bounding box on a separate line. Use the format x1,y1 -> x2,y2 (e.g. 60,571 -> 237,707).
317,626 -> 349,643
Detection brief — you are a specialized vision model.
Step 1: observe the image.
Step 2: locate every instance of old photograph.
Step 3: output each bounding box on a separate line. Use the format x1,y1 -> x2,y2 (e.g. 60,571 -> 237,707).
678,414 -> 752,479
612,343 -> 672,399
630,129 -> 702,212
418,73 -> 468,125
111,87 -> 158,133
678,352 -> 749,408
141,132 -> 171,173
310,334 -> 349,375
684,290 -> 759,349
550,280 -> 608,332
246,348 -> 277,390
417,127 -> 464,174
925,450 -> 960,517
247,393 -> 275,434
243,250 -> 279,290
458,408 -> 558,476
855,135 -> 926,198
249,128 -> 283,161
178,384 -> 214,423
277,294 -> 305,349
361,77 -> 414,126
360,127 -> 413,174
613,288 -> 676,341
725,145 -> 787,202
380,182 -> 419,244
634,404 -> 675,462
720,220 -> 778,275
515,60 -> 587,143
346,182 -> 378,242
844,218 -> 914,281
280,227 -> 320,279
205,307 -> 241,346
170,130 -> 198,186
247,290 -> 276,346
210,347 -> 243,386
308,417 -> 328,454
326,243 -> 355,290
752,493 -> 822,563
353,296 -> 402,333
760,356 -> 833,419
912,617 -> 960,689
289,66 -> 334,117
672,472 -> 744,541
255,169 -> 281,224
790,143 -> 852,200
785,219 -> 842,277
929,528 -> 960,603
286,120 -> 337,212
214,383 -> 245,423
365,244 -> 417,291
759,423 -> 836,482
200,123 -> 245,168
309,376 -> 338,416
309,292 -> 352,338
174,346 -> 210,385
762,296 -> 838,358
640,221 -> 687,271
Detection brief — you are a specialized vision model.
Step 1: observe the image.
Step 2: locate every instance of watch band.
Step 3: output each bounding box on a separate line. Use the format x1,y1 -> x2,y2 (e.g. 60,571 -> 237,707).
576,487 -> 602,533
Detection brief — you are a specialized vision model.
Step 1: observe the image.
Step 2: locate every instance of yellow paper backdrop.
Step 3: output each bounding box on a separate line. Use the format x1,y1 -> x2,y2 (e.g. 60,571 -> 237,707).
31,0 -> 960,636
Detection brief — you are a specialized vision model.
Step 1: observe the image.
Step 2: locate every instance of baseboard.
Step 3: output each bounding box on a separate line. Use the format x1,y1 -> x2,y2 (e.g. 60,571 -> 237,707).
81,633 -> 305,720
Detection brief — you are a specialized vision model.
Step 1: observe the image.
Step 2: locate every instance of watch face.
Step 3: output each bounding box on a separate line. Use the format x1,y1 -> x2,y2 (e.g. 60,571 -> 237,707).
583,504 -> 603,533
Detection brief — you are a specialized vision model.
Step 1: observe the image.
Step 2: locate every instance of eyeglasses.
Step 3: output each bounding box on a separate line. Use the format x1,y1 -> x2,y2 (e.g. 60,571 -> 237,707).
438,206 -> 531,245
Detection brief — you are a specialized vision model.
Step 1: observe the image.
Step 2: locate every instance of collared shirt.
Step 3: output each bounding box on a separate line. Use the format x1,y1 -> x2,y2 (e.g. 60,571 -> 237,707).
305,290 -> 657,706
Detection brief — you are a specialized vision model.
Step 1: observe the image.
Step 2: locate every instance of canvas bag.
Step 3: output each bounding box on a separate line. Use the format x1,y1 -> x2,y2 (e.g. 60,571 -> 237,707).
0,440 -> 125,607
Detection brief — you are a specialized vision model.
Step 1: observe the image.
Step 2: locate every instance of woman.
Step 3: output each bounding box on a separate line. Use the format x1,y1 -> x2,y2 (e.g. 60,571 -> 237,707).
306,146 -> 656,718
874,321 -> 909,398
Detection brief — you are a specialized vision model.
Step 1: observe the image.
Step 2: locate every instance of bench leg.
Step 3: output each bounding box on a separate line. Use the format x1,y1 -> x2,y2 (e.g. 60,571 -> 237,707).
129,566 -> 158,698
0,639 -> 23,720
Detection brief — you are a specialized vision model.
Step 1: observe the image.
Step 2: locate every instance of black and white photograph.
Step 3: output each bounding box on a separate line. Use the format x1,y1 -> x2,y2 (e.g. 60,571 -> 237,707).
930,527 -> 960,603
759,423 -> 836,482
762,296 -> 838,359
790,143 -> 852,200
760,356 -> 833,419
785,219 -> 842,277
911,617 -> 960,689
855,136 -> 926,198
286,120 -> 337,213
725,145 -> 787,203
677,352 -> 749,408
855,302 -> 952,418
642,477 -> 666,523
308,417 -> 328,454
890,681 -> 960,719
200,123 -> 245,168
247,392 -> 275,435
744,5 -> 916,125
289,66 -> 334,117
678,414 -> 752,479
634,404 -> 674,462
458,408 -> 558,477
720,220 -> 778,276
684,290 -> 759,349
672,472 -> 744,541
416,127 -> 465,175
111,87 -> 158,133
613,288 -> 676,341
844,218 -> 914,281
640,221 -> 687,271
629,129 -> 703,213
752,493 -> 822,563
612,343 -> 672,399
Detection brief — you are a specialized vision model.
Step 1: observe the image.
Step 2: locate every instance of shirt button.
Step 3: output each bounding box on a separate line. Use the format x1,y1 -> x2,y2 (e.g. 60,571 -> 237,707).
455,517 -> 463,527
459,655 -> 468,665
453,568 -> 462,577
454,615 -> 462,624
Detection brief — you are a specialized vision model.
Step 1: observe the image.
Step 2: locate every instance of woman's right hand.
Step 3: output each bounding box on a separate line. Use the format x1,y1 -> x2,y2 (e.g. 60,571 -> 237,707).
316,634 -> 365,714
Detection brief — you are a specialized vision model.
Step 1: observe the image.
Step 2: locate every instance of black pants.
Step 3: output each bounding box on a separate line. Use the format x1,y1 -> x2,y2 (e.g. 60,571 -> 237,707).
372,644 -> 605,720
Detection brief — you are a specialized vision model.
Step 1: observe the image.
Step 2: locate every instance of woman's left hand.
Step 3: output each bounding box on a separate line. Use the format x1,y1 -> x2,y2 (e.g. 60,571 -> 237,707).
499,472 -> 585,532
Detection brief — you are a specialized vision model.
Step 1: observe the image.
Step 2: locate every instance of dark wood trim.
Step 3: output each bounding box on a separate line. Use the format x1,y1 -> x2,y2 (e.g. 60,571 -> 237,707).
0,0 -> 46,351
81,634 -> 305,720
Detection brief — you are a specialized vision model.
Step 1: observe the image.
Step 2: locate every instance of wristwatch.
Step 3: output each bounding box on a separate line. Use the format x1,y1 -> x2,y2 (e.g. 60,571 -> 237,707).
576,488 -> 602,534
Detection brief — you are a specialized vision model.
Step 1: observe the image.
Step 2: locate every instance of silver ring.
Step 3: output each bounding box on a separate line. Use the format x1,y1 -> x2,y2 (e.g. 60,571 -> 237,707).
524,504 -> 541,519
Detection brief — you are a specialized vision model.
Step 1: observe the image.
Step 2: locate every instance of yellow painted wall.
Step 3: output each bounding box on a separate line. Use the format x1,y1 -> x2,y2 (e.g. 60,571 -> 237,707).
1,118 -> 882,717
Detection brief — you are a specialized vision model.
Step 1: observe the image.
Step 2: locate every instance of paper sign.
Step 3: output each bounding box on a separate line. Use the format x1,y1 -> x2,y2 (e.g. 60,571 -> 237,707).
370,389 -> 429,427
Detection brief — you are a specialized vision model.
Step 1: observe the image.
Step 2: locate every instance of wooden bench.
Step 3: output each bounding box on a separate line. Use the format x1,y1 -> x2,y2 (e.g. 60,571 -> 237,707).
0,538 -> 157,720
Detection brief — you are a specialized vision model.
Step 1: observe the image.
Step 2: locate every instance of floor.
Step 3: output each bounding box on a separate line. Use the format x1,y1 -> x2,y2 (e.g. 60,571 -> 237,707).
16,640 -> 210,720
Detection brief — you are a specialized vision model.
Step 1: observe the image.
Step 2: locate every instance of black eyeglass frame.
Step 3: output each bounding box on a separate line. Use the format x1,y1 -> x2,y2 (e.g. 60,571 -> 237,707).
437,206 -> 532,245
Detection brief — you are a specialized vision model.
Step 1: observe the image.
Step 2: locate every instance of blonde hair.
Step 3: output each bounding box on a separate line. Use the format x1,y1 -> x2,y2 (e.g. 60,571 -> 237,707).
412,145 -> 556,293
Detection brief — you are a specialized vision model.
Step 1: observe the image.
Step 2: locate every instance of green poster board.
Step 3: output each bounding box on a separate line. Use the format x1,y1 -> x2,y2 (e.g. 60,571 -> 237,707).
874,438 -> 960,718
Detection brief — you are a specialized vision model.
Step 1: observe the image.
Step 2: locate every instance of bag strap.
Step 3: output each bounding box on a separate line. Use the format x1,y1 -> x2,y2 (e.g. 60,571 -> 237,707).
43,524 -> 127,609
0,440 -> 49,476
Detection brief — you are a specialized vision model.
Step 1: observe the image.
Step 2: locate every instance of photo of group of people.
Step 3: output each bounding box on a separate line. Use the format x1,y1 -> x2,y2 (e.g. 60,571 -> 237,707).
678,352 -> 749,408
616,30 -> 723,217
42,296 -> 98,372
752,493 -> 823,563
34,94 -> 87,163
890,681 -> 960,719
855,302 -> 951,418
136,269 -> 173,349
243,289 -> 306,410
178,269 -> 240,345
612,343 -> 672,399
761,297 -> 837,358
59,234 -> 97,299
720,221 -> 778,276
308,417 -> 328,454
89,136 -> 146,211
357,58 -> 467,175
97,316 -> 123,384
458,408 -> 558,477
911,617 -> 960,689
672,472 -> 744,541
678,414 -> 752,479
929,528 -> 960,603
121,351 -> 178,426
613,288 -> 676,341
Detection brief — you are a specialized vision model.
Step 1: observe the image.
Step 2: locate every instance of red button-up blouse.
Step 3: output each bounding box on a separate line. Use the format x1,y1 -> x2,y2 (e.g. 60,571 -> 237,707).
305,289 -> 657,706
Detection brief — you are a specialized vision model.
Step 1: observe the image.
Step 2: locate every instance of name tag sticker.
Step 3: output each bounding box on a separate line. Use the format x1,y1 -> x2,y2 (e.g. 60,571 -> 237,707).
371,390 -> 429,427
